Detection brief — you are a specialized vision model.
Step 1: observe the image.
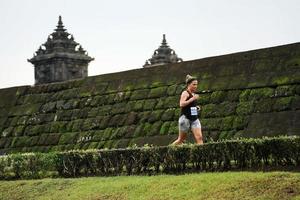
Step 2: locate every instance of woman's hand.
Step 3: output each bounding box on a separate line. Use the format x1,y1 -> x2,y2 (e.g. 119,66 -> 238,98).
192,94 -> 199,101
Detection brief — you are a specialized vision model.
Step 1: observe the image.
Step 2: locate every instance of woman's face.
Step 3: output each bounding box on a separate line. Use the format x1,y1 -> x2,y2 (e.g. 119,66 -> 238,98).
188,80 -> 198,92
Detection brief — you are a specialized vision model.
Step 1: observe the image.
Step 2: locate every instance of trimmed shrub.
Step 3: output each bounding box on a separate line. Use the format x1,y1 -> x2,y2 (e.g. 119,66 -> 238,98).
0,136 -> 299,180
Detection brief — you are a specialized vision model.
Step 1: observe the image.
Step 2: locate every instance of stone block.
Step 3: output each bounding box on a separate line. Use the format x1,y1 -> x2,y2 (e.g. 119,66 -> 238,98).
273,97 -> 293,111
161,108 -> 175,121
148,121 -> 162,136
160,121 -> 171,135
210,91 -> 227,103
164,96 -> 178,109
130,89 -> 150,100
148,110 -> 163,123
59,132 -> 79,145
167,84 -> 178,96
274,85 -> 297,97
124,112 -> 138,125
148,86 -> 167,98
143,99 -> 157,111
236,101 -> 255,116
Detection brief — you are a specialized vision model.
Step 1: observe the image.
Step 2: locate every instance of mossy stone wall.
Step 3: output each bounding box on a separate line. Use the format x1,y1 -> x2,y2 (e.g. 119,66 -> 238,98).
0,42 -> 300,153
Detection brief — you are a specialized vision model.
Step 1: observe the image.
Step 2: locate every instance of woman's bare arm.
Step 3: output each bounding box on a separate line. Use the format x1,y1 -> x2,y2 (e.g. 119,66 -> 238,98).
179,91 -> 199,108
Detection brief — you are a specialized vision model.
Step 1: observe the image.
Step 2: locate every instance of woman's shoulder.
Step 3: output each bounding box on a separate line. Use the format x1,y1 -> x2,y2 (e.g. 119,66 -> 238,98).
181,90 -> 189,95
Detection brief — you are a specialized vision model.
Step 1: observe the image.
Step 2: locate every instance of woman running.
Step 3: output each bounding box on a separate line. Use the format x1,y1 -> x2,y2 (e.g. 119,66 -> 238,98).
172,75 -> 203,145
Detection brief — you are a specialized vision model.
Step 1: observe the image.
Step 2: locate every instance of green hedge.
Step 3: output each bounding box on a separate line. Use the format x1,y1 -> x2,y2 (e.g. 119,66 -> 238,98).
0,136 -> 299,179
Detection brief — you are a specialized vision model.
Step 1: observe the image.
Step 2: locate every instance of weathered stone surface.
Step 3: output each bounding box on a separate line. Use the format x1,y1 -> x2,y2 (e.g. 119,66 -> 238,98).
0,42 -> 300,153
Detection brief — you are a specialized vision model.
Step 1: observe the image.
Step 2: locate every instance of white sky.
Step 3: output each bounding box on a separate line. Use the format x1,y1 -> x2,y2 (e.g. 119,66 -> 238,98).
0,0 -> 300,89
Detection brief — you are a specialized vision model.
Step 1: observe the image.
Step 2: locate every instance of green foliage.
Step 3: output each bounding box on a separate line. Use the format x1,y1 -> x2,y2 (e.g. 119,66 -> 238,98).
0,136 -> 298,180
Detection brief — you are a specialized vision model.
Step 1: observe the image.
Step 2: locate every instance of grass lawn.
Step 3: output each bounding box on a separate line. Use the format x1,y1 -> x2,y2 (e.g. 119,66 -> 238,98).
0,172 -> 299,200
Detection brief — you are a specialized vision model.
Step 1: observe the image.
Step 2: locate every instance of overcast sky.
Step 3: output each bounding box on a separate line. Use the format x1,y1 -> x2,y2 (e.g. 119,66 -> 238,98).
0,0 -> 300,89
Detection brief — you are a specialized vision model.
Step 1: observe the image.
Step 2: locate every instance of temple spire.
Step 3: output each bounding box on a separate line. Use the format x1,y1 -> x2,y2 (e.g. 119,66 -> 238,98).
28,15 -> 94,85
161,34 -> 168,46
55,15 -> 66,32
143,34 -> 182,68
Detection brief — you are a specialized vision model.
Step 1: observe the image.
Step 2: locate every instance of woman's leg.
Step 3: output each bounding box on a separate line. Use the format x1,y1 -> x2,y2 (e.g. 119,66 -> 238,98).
191,127 -> 203,144
172,131 -> 187,145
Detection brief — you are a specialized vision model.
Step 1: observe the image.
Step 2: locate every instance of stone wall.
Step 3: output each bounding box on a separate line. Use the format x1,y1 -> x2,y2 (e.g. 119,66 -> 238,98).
0,42 -> 300,154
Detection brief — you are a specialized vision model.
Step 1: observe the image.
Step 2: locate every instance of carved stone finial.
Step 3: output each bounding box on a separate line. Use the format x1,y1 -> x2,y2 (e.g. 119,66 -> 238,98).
143,34 -> 182,68
28,16 -> 94,85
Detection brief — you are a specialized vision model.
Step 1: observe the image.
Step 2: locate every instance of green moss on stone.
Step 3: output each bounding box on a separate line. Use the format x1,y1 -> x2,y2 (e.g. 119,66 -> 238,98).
71,119 -> 84,132
88,142 -> 99,149
175,84 -> 185,95
218,102 -> 237,116
148,87 -> 167,98
37,134 -> 49,146
143,123 -> 152,136
133,124 -> 144,138
232,116 -> 249,130
46,133 -> 62,145
133,100 -> 145,112
210,91 -> 227,103
59,132 -> 79,145
97,141 -> 106,149
109,128 -> 121,140
271,76 -> 291,85
201,104 -> 218,118
134,78 -> 150,90
17,116 -> 29,126
291,96 -> 300,110
227,90 -> 241,101
99,116 -> 110,129
1,127 -> 14,137
150,81 -> 165,88
254,98 -> 275,113
148,121 -> 163,136
218,131 -> 235,140
148,110 -> 163,123
221,116 -> 234,131
50,122 -> 68,133
273,97 -> 293,111
92,130 -> 105,142
108,114 -> 125,127
164,96 -> 178,109
239,89 -> 251,102
130,89 -> 150,100
201,118 -> 222,130
137,111 -> 151,123
124,112 -> 137,125
29,136 -> 39,146
174,108 -> 181,119
110,102 -> 127,115
167,121 -> 178,135
236,101 -> 255,115
12,136 -> 31,148
167,85 -> 178,96
274,85 -> 296,97
248,88 -> 274,101
102,128 -> 113,140
87,108 -> 99,118
160,121 -> 171,135
198,93 -> 211,105
155,98 -> 165,109
13,126 -> 25,137
0,138 -> 7,148
161,108 -> 175,121
103,140 -> 114,149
